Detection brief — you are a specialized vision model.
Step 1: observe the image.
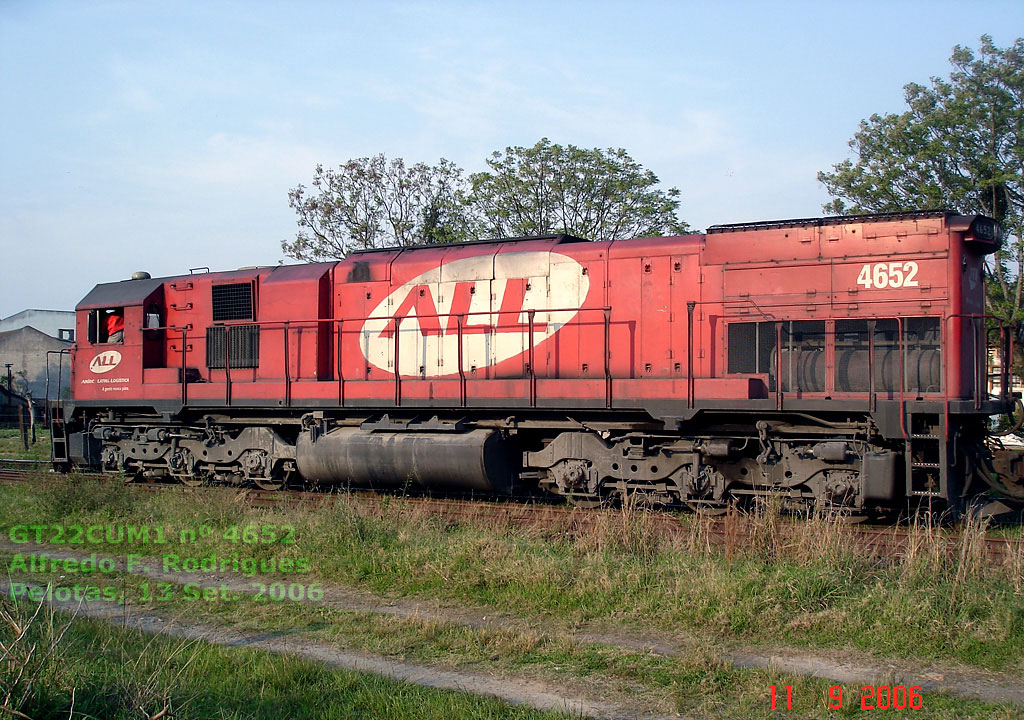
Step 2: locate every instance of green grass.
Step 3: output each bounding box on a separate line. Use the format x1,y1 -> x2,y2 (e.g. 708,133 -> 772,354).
3,564 -> 1020,720
0,427 -> 50,460
0,595 -> 572,720
2,477 -> 1024,675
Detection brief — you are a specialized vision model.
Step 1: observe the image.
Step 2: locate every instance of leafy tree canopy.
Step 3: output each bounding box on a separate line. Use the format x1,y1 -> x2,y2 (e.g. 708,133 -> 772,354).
283,155 -> 472,261
469,138 -> 689,242
283,139 -> 689,260
818,35 -> 1024,324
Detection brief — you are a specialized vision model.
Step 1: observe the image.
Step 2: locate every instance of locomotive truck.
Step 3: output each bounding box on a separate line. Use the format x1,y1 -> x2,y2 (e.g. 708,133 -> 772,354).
48,211 -> 1024,514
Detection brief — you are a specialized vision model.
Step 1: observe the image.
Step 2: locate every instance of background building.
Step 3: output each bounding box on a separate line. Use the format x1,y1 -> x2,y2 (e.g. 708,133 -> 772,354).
0,326 -> 71,401
0,309 -> 75,407
0,309 -> 76,342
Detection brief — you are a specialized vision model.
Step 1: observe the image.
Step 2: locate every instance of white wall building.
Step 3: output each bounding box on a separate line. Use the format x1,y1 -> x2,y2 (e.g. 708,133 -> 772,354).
0,309 -> 76,342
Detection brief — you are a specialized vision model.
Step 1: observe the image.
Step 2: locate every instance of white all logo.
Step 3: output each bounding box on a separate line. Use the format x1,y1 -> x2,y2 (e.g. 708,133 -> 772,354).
89,350 -> 122,374
359,251 -> 590,378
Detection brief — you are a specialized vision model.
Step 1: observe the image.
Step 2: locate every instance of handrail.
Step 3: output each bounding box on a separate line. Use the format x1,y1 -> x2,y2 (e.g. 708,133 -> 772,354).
527,310 -> 536,407
867,319 -> 876,413
943,312 -> 1009,402
686,301 -> 695,409
897,317 -> 907,441
148,308 -> 1002,423
143,302 -> 905,414
166,305 -> 611,328
222,324 -> 231,406
775,322 -> 783,410
457,315 -> 466,406
336,319 -> 345,406
393,317 -> 401,406
180,327 -> 188,405
284,321 -> 291,407
603,308 -> 611,408
151,305 -> 614,411
44,348 -> 71,463
44,348 -> 71,419
976,319 -> 984,411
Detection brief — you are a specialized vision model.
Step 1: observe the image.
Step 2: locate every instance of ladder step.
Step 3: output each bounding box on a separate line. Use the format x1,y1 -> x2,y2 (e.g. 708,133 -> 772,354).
50,420 -> 69,462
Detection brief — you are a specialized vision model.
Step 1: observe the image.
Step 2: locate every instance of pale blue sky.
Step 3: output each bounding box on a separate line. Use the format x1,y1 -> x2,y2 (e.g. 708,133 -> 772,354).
1,0 -> 1021,316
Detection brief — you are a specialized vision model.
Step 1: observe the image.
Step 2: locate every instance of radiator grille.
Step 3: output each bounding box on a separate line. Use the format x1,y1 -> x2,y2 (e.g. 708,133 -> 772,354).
211,283 -> 253,321
207,325 -> 260,368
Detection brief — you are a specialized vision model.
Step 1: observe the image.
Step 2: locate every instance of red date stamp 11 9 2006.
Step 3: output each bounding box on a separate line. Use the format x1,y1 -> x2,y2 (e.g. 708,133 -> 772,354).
769,684 -> 924,711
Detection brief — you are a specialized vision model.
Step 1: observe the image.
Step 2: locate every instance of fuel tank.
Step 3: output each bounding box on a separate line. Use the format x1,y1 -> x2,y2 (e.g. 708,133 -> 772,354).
296,427 -> 516,493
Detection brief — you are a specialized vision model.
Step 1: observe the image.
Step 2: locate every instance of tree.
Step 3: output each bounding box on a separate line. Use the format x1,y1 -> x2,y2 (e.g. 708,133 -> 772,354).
470,138 -> 689,242
283,140 -> 690,261
818,35 -> 1024,326
282,155 -> 473,261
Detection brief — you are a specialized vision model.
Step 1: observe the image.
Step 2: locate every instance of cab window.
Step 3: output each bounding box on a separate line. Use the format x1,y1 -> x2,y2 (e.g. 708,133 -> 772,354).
87,307 -> 125,344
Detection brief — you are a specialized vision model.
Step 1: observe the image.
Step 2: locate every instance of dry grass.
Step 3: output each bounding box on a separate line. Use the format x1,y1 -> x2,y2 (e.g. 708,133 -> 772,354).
0,588 -> 572,720
0,595 -> 195,719
1009,536 -> 1024,596
4,478 -> 1024,671
0,596 -> 64,717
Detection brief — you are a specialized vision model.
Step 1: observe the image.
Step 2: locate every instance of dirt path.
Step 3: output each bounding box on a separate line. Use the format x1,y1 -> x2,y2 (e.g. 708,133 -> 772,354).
0,579 -> 672,720
3,538 -> 1023,709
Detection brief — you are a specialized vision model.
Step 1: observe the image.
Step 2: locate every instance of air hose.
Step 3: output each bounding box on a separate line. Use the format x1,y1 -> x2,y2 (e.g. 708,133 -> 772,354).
991,397 -> 1024,437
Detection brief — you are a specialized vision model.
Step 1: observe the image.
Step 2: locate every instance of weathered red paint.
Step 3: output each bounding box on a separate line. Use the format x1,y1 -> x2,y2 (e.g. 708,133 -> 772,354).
69,215 -> 998,411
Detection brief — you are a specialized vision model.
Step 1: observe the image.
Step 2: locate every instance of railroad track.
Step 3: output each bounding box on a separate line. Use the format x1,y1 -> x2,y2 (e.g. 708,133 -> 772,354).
0,459 -> 57,483
1,460 -> 1022,565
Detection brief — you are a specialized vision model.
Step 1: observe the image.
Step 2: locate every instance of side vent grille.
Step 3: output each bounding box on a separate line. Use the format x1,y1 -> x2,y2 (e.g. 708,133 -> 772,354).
212,283 -> 254,321
207,325 -> 259,368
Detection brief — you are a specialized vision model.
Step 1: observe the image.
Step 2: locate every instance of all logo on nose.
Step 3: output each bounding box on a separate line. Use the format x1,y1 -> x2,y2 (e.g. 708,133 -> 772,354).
359,251 -> 590,377
89,350 -> 122,374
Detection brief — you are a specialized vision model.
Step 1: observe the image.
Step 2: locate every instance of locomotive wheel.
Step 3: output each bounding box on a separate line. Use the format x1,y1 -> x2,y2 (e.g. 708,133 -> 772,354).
252,461 -> 295,491
566,494 -> 605,509
253,475 -> 285,491
178,473 -> 205,488
168,448 -> 202,487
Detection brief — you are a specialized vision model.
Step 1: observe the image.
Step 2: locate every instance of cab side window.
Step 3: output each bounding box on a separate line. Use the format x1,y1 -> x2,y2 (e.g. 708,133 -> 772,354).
87,308 -> 125,344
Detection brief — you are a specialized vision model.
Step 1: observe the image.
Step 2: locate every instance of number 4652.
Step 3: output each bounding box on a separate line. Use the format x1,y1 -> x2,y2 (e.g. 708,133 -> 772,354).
856,261 -> 919,289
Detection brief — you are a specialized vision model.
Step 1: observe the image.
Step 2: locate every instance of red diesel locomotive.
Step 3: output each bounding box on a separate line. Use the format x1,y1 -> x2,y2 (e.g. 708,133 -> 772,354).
50,210 -> 1021,512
